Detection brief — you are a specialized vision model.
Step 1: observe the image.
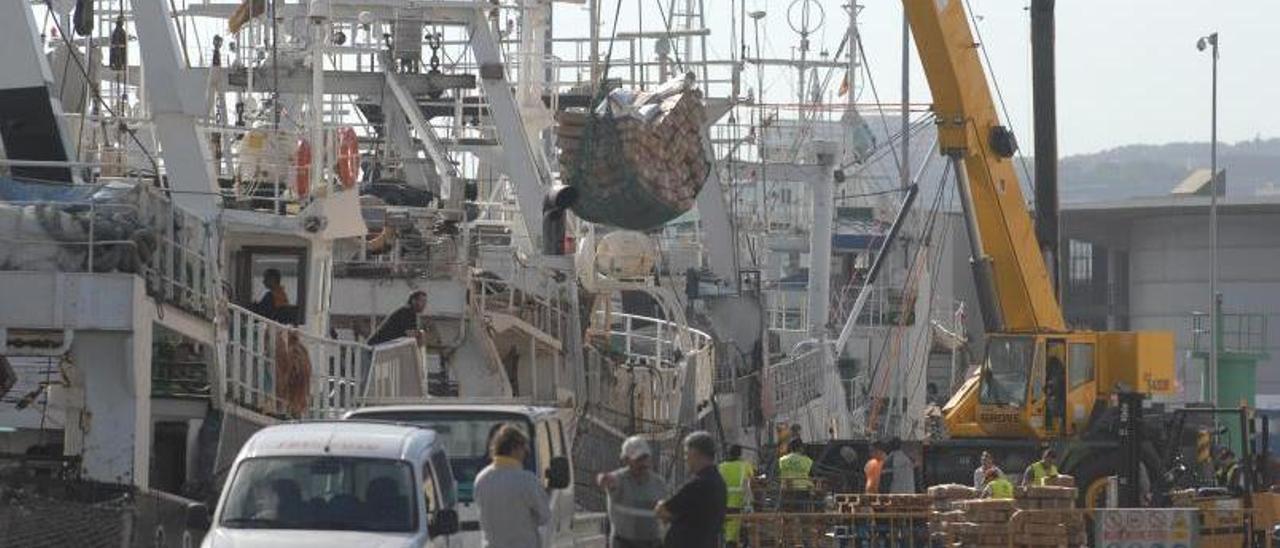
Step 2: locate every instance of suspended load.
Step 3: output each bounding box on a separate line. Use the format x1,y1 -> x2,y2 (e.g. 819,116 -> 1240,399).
556,73 -> 708,231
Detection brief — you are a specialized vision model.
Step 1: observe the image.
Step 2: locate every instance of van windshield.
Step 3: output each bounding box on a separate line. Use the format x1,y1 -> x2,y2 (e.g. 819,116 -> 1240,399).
220,456 -> 416,532
352,411 -> 534,502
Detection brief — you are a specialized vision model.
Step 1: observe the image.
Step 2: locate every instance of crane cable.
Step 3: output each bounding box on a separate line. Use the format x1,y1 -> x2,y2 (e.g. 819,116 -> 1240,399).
864,159 -> 951,433
569,0 -> 626,201
41,1 -> 162,183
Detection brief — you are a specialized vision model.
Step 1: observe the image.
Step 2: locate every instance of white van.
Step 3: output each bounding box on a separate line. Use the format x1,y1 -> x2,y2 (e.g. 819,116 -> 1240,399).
344,403 -> 603,548
199,421 -> 461,548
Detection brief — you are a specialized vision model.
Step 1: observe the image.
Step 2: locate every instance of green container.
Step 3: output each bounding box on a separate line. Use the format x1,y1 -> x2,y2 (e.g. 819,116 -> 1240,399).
1200,354 -> 1258,456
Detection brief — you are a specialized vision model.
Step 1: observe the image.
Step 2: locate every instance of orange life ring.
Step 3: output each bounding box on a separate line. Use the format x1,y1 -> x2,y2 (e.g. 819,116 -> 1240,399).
293,138 -> 311,198
335,127 -> 359,189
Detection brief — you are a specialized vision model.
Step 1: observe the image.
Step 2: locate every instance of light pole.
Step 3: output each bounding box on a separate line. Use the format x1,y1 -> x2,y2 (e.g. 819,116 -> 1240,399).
1197,32 -> 1219,405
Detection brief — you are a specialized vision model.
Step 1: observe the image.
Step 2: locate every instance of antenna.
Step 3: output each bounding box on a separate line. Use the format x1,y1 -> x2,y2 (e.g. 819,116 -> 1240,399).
787,0 -> 825,113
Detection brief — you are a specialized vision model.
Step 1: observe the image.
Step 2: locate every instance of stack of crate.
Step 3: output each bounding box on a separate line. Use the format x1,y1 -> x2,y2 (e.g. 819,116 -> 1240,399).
554,75 -> 708,231
934,499 -> 1017,547
1010,483 -> 1086,547
927,484 -> 978,545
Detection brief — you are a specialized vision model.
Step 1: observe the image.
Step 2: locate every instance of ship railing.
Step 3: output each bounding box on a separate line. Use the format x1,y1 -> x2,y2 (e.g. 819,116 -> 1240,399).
349,338 -> 428,412
190,125 -> 355,215
471,259 -> 571,344
335,204 -> 463,279
473,277 -> 566,343
219,304 -> 428,419
147,188 -> 220,319
77,123 -> 315,215
830,283 -> 895,328
585,311 -> 715,425
763,346 -> 825,420
376,46 -> 735,153
0,180 -> 218,319
380,34 -> 739,102
470,200 -> 522,226
766,283 -> 899,334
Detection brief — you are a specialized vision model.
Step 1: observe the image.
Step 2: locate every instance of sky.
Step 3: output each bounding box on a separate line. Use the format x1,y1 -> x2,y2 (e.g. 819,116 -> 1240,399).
558,0 -> 1280,157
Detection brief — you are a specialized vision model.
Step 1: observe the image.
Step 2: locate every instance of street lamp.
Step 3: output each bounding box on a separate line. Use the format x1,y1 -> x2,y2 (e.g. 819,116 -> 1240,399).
1197,32 -> 1219,405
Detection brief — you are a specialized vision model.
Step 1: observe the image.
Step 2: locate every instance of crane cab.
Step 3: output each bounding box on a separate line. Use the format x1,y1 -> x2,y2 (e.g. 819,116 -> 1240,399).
943,331 -> 1175,439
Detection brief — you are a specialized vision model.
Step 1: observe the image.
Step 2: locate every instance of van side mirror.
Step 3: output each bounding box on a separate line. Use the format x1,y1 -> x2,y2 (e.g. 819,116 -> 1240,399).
547,456 -> 571,490
185,502 -> 211,531
429,508 -> 460,537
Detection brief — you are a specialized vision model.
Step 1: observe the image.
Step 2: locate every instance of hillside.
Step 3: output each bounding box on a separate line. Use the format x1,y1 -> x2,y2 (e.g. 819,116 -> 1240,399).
1057,137 -> 1280,203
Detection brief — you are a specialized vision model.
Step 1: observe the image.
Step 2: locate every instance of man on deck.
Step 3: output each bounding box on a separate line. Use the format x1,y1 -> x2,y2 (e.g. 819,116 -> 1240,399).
368,290 -> 427,346
251,268 -> 291,322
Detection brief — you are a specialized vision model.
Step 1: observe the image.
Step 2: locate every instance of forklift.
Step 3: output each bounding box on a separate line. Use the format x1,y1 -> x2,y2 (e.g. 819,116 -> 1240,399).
1115,393 -> 1280,546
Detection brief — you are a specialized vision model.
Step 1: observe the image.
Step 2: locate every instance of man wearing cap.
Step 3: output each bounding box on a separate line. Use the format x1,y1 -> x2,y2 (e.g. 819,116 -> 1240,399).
368,290 -> 429,346
597,436 -> 666,548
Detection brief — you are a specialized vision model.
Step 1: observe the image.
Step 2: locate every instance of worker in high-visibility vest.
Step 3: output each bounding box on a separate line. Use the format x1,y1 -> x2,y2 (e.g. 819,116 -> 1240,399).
1216,447 -> 1243,494
1022,448 -> 1060,486
981,467 -> 1014,499
777,438 -> 813,490
718,444 -> 754,547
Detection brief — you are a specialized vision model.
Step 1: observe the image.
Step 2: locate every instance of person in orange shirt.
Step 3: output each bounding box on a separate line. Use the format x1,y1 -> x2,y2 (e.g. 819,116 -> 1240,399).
864,443 -> 887,493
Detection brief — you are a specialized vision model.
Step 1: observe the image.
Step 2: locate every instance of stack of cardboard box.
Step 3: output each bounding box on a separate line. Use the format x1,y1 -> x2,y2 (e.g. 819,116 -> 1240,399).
1010,483 -> 1085,547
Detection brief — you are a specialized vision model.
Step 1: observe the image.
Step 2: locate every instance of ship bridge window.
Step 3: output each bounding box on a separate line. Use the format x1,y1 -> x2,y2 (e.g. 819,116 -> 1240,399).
236,247 -> 307,325
980,336 -> 1034,406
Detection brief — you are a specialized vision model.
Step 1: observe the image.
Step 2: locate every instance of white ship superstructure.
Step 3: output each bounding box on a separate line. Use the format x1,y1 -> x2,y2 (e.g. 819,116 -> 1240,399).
0,0 -> 974,545
0,1 -> 721,544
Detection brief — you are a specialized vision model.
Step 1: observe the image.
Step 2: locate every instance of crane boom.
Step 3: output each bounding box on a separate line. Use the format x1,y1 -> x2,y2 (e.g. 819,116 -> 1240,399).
904,0 -> 1064,333
902,0 -> 1174,442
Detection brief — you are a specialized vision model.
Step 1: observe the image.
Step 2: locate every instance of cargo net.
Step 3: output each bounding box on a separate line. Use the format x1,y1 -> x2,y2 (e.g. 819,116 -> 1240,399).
0,484 -> 129,548
556,74 -> 709,231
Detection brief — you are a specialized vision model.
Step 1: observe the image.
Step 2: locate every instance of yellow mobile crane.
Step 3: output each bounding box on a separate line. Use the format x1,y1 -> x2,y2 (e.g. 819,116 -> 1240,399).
902,0 -> 1177,503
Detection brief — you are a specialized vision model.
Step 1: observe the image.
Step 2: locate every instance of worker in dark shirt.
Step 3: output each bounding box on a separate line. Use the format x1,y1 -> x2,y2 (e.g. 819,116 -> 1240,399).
367,290 -> 427,346
656,431 -> 726,548
251,268 -> 291,323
